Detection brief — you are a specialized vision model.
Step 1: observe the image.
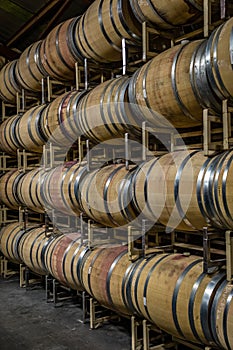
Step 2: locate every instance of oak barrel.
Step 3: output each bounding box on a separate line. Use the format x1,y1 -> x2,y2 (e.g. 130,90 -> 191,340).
42,161 -> 88,216
15,41 -> 46,92
76,77 -> 141,143
19,226 -> 51,275
40,18 -> 82,81
81,244 -> 131,315
16,168 -> 46,213
15,104 -> 48,153
0,60 -> 21,104
80,163 -> 137,227
129,0 -> 202,29
0,222 -> 27,263
211,280 -> 233,349
128,41 -> 204,128
43,89 -> 87,146
0,115 -> 21,155
128,253 -> 225,346
0,170 -> 23,210
45,232 -> 88,290
75,0 -> 141,63
129,17 -> 233,128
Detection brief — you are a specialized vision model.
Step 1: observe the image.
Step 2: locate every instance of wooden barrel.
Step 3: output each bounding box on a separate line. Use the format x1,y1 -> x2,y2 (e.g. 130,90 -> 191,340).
0,170 -> 23,210
19,226 -> 51,275
127,253 -> 225,346
40,18 -> 82,81
16,168 -> 46,213
211,280 -> 233,349
15,104 -> 48,153
129,17 -> 233,128
0,115 -> 21,155
76,77 -> 141,143
80,163 -> 137,227
42,161 -> 88,216
133,151 -> 208,231
15,41 -> 46,92
0,60 -> 21,104
75,0 -> 141,63
44,232 -> 88,290
128,41 -> 204,128
200,17 -> 233,108
198,150 -> 233,230
42,89 -> 87,146
129,0 -> 202,29
81,244 -> 131,315
0,222 -> 27,263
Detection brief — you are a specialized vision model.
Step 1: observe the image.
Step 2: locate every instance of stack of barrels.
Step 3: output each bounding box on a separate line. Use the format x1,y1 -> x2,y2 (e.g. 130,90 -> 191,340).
0,0 -> 205,104
0,1 -> 233,349
1,149 -> 233,232
1,16 -> 233,153
0,222 -> 233,350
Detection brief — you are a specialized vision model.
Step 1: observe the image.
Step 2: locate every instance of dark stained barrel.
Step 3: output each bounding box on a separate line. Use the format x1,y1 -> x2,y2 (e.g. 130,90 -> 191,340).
42,89 -> 87,146
75,0 -> 141,63
80,163 -> 137,227
0,222 -> 27,263
42,161 -> 88,216
40,18 -> 82,82
0,60 -> 21,104
0,115 -> 21,155
76,77 -> 141,143
15,104 -> 48,153
16,168 -> 46,213
15,41 -> 46,92
0,170 -> 23,210
19,226 -> 51,275
129,0 -> 202,29
44,232 -> 88,290
81,244 -> 131,315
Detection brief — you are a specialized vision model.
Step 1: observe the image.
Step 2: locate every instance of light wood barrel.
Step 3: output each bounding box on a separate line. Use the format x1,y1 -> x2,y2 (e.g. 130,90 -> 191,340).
197,17 -> 233,109
19,226 -> 51,275
128,41 -> 204,128
129,17 -> 233,128
80,163 -> 137,227
0,170 -> 23,210
15,41 -> 46,92
43,89 -> 87,146
40,18 -> 82,81
44,233 -> 88,290
15,104 -> 48,153
129,0 -> 202,29
75,0 -> 141,63
0,60 -> 21,104
211,280 -> 233,349
81,244 -> 131,315
127,253 -> 225,346
133,151 -> 208,231
76,77 -> 141,143
132,149 -> 233,232
16,168 -> 46,213
42,161 -> 88,216
0,222 -> 27,263
0,115 -> 21,155
198,150 -> 233,230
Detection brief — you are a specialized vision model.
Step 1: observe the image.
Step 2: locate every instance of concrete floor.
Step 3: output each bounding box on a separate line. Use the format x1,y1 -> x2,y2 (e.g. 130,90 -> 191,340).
0,274 -> 131,350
